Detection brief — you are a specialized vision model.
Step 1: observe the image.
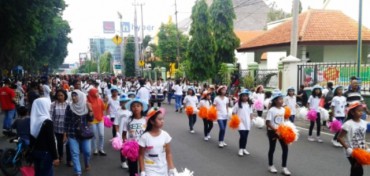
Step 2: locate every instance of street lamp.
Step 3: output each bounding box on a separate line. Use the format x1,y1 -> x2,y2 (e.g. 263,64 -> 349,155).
117,11 -> 125,77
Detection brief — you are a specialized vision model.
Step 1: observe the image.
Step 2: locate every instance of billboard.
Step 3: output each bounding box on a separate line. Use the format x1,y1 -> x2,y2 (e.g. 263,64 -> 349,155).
120,22 -> 154,33
103,21 -> 115,33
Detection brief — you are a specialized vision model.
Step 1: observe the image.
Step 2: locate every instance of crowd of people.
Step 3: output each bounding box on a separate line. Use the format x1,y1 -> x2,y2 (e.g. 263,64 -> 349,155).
0,74 -> 369,176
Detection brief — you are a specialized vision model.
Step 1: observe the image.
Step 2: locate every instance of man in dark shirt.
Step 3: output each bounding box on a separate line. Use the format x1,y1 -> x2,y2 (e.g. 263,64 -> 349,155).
297,85 -> 308,106
11,106 -> 30,145
27,81 -> 40,110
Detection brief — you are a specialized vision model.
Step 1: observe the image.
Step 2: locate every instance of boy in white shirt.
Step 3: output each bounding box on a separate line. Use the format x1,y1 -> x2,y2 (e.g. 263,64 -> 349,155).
116,94 -> 132,169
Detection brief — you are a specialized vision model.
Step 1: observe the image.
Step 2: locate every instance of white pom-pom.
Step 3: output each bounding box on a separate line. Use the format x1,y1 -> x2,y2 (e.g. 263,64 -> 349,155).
253,116 -> 265,128
175,168 -> 194,176
297,107 -> 308,120
318,107 -> 329,121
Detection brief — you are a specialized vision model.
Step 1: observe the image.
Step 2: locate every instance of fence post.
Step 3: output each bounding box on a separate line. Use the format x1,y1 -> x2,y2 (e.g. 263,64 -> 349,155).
248,62 -> 259,86
281,55 -> 301,92
278,61 -> 284,90
161,67 -> 166,82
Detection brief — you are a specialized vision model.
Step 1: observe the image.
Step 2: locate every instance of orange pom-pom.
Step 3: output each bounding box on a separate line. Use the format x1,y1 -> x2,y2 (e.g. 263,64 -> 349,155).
198,106 -> 208,119
185,106 -> 194,116
276,124 -> 296,144
228,114 -> 240,129
352,148 -> 370,165
207,106 -> 218,121
284,106 -> 291,119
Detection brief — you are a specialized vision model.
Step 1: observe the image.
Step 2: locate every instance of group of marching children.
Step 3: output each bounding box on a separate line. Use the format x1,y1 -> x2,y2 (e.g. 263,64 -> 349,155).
112,94 -> 177,176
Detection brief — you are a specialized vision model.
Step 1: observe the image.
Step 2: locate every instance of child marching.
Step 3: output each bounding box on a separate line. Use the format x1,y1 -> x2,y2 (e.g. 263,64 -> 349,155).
284,87 -> 297,123
307,85 -> 323,143
266,90 -> 291,175
138,108 -> 177,176
116,94 -> 132,169
183,87 -> 199,133
337,101 -> 369,176
213,86 -> 230,148
198,91 -> 213,141
121,98 -> 148,176
253,85 -> 265,117
330,86 -> 347,147
232,89 -> 253,156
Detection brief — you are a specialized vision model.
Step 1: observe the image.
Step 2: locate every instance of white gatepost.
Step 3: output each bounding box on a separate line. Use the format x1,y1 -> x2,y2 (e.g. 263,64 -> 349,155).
281,55 -> 301,92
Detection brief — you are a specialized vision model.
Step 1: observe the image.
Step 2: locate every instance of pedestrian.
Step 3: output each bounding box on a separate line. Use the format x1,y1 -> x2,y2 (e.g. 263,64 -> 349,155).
138,107 -> 176,176
30,98 -> 59,176
122,98 -> 148,176
183,87 -> 198,133
50,89 -> 71,166
213,85 -> 230,148
198,91 -> 213,141
166,78 -> 174,105
266,90 -> 290,175
296,85 -> 308,107
232,89 -> 253,156
330,86 -> 347,147
108,87 -> 120,138
173,80 -> 183,113
87,88 -> 107,156
253,85 -> 265,117
117,94 -> 132,169
11,106 -> 30,146
64,90 -> 94,176
284,87 -> 297,123
337,101 -> 368,176
0,78 -> 17,136
136,79 -> 151,108
307,85 -> 323,143
322,82 -> 334,126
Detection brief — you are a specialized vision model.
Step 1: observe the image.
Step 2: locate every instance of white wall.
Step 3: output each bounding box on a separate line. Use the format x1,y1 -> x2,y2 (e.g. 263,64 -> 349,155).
235,51 -> 255,69
323,45 -> 357,62
266,52 -> 287,69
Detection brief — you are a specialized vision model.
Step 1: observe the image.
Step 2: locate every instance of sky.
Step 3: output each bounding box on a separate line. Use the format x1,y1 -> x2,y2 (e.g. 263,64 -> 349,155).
62,0 -> 370,64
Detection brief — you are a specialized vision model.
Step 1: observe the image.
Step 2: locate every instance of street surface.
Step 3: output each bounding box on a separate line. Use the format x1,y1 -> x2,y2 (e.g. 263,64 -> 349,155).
1,104 -> 370,176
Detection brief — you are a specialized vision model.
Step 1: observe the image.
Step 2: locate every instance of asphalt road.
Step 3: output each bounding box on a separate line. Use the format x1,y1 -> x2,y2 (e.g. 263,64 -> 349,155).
1,104 -> 370,176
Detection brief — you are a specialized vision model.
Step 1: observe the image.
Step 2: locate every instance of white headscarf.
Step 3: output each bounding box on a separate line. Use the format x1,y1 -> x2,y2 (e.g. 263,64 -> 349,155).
30,97 -> 51,138
70,90 -> 88,116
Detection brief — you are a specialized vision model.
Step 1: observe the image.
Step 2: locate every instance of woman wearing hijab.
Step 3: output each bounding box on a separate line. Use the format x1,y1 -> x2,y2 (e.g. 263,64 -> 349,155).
30,97 -> 59,176
64,90 -> 93,176
87,88 -> 106,156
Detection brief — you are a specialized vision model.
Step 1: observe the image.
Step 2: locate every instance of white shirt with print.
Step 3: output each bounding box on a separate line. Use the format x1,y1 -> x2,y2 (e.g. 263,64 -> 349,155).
139,130 -> 172,176
122,117 -> 146,141
342,119 -> 368,157
232,102 -> 252,130
331,96 -> 347,117
308,95 -> 320,111
266,106 -> 285,130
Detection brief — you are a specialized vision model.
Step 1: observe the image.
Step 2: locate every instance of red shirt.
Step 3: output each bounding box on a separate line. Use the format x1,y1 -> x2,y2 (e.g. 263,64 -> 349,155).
0,87 -> 16,110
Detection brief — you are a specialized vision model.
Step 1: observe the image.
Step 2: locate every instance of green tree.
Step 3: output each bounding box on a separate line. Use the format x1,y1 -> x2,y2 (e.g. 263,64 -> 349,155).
79,60 -> 97,73
187,0 -> 216,81
99,52 -> 112,73
155,19 -> 188,64
124,36 -> 136,77
209,0 -> 240,69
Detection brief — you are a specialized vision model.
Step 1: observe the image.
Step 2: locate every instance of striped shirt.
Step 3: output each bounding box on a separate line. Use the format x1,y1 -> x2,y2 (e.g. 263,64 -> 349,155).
50,102 -> 68,134
344,90 -> 364,105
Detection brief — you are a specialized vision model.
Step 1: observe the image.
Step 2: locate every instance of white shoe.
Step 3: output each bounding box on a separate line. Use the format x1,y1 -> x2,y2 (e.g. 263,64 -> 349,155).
308,136 -> 315,142
316,137 -> 323,143
190,130 -> 195,134
238,149 -> 244,156
268,165 -> 278,173
121,162 -> 128,169
243,149 -> 250,155
282,167 -> 291,175
218,142 -> 224,148
204,137 -> 209,141
332,140 -> 342,147
207,135 -> 211,139
222,142 -> 228,146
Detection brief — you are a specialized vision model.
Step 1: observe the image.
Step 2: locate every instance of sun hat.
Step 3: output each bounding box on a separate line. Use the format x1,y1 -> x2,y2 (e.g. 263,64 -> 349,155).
125,98 -> 148,112
238,89 -> 250,96
119,94 -> 130,102
271,89 -> 284,101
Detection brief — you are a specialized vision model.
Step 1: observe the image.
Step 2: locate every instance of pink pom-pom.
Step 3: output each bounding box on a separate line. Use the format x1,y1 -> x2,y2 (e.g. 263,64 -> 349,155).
104,116 -> 113,128
121,140 -> 139,162
111,136 -> 123,151
307,109 -> 317,121
253,100 -> 264,111
329,120 -> 342,133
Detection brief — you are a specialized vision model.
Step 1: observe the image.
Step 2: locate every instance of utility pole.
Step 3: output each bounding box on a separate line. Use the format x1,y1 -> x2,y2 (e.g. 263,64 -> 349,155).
140,3 -> 145,76
174,0 -> 181,67
357,0 -> 363,77
290,0 -> 299,58
118,12 -> 125,76
133,0 -> 140,76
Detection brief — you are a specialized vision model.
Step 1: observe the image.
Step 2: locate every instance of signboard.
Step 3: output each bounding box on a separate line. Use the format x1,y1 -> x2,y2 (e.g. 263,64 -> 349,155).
103,21 -> 115,33
121,22 -> 130,33
112,35 -> 122,46
139,60 -> 145,67
121,22 -> 155,33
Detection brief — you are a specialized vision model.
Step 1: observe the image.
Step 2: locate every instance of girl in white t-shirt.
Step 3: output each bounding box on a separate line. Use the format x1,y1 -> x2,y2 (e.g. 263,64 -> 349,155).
283,87 -> 297,123
331,86 -> 347,147
198,91 -> 213,141
183,87 -> 199,133
253,85 -> 265,117
266,90 -> 290,175
108,88 -> 120,138
232,89 -> 253,156
213,86 -> 230,148
337,101 -> 368,176
139,108 -> 176,176
307,85 -> 323,142
122,99 -> 148,176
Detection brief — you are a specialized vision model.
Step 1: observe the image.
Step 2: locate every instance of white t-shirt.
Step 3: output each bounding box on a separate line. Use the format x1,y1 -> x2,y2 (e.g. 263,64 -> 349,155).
108,97 -> 120,118
284,95 -> 297,115
331,96 -> 347,117
232,102 -> 252,130
183,95 -> 198,114
198,99 -> 212,109
137,86 -> 151,104
252,92 -> 265,103
266,106 -> 285,130
308,95 -> 320,111
116,109 -> 133,135
173,85 -> 183,95
122,117 -> 146,141
342,119 -> 368,157
213,96 -> 229,120
139,130 -> 172,176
